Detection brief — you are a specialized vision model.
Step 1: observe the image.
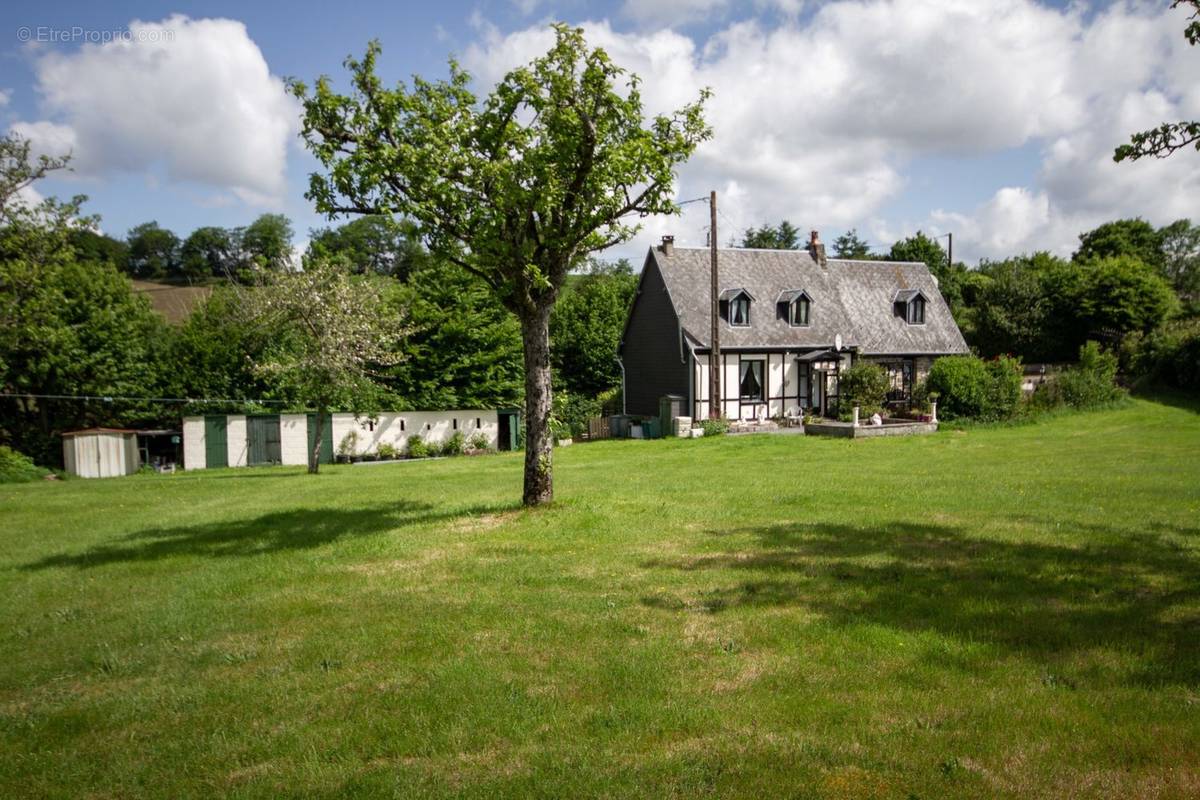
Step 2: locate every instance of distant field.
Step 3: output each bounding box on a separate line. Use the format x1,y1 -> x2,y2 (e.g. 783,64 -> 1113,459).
130,279 -> 213,323
2,399 -> 1199,798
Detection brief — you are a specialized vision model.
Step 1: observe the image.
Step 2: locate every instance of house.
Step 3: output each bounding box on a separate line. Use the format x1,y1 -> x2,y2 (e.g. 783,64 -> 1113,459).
618,232 -> 969,420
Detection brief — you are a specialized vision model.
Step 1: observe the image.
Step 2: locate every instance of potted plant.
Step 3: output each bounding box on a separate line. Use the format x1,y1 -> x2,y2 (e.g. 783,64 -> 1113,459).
336,430 -> 360,464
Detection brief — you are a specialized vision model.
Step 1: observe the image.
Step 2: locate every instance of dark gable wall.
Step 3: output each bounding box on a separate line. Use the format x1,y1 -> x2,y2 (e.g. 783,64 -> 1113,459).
621,254 -> 689,416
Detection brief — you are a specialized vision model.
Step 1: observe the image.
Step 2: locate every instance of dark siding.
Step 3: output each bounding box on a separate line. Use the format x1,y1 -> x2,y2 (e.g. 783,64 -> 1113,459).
620,255 -> 689,416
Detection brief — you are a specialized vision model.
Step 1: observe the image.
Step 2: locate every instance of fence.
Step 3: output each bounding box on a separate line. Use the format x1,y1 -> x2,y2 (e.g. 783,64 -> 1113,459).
586,417 -> 612,440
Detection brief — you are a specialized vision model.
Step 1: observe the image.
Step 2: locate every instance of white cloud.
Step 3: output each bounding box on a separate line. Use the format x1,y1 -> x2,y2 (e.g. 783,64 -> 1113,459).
621,0 -> 733,27
14,15 -> 297,206
0,89 -> 11,108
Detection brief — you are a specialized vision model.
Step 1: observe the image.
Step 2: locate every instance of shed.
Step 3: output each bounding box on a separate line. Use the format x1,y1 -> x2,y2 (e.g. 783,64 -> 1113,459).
62,428 -> 141,479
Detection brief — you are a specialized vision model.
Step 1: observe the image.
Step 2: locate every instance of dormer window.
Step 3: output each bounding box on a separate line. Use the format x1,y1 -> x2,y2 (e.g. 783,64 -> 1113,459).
778,289 -> 812,327
894,289 -> 927,326
719,288 -> 753,327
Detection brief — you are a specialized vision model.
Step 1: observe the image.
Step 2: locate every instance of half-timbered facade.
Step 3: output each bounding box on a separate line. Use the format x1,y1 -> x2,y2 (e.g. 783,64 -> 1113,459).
618,234 -> 969,420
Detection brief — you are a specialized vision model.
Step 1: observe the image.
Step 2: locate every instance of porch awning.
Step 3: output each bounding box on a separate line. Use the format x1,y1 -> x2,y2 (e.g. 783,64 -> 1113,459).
796,349 -> 840,362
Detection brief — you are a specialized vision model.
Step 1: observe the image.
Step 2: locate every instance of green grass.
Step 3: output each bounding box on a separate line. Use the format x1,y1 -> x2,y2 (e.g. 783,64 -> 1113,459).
2,399 -> 1199,798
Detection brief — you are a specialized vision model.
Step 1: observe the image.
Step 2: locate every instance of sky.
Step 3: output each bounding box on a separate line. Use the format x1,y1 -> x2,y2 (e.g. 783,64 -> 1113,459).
1,0 -> 1197,266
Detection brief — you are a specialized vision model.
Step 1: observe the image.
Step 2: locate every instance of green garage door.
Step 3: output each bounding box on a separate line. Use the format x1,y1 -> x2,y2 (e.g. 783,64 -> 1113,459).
247,415 -> 282,466
204,416 -> 228,469
306,414 -> 334,465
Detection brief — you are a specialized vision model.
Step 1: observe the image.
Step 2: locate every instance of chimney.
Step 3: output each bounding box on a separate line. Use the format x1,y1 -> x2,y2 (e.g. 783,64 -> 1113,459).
660,235 -> 675,256
808,230 -> 827,268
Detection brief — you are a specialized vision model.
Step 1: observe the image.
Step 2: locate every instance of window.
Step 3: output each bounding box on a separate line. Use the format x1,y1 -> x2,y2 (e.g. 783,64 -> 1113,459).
907,296 -> 926,325
790,296 -> 810,326
731,296 -> 750,326
739,359 -> 765,401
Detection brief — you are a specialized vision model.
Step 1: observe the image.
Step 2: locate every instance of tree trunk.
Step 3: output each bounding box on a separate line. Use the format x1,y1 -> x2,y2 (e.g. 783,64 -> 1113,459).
309,405 -> 325,475
520,302 -> 554,506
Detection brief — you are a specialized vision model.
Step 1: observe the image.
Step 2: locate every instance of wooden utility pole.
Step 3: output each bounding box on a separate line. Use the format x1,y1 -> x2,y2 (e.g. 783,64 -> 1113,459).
946,232 -> 953,270
709,190 -> 721,419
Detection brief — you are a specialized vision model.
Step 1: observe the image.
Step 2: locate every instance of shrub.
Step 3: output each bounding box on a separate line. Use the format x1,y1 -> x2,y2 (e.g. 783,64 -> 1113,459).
406,435 -> 429,458
1125,320 -> 1200,391
552,389 -> 602,439
1036,341 -> 1124,410
337,430 -> 360,457
376,442 -> 398,460
443,431 -> 466,457
698,417 -> 729,437
926,354 -> 1022,421
840,362 -> 890,415
468,432 -> 492,452
0,446 -> 49,483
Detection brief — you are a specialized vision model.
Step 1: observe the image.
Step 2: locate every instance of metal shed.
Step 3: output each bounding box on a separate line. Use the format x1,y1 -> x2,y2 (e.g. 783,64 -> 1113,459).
62,428 -> 141,479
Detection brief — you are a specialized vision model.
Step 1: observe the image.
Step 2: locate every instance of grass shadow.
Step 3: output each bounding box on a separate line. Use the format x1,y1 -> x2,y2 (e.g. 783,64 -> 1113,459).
642,520 -> 1200,686
23,500 -> 518,570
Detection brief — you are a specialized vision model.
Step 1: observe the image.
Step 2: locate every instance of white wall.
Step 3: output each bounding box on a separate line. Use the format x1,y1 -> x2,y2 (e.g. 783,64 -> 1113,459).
182,417 -> 205,470
333,410 -> 499,456
226,415 -> 247,468
280,414 -> 308,466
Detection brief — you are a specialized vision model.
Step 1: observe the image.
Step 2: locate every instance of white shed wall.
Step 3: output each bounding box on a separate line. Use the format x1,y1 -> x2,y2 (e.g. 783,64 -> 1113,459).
280,414 -> 309,466
182,417 -> 205,470
333,410 -> 499,456
63,432 -> 139,478
226,415 -> 248,468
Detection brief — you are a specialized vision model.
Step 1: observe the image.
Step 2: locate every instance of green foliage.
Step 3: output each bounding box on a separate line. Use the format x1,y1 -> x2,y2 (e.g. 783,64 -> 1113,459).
697,417 -> 729,436
376,442 -> 398,460
308,216 -> 426,278
384,260 -> 523,410
69,229 -> 129,272
0,445 -> 48,483
180,226 -> 235,281
839,362 -> 889,415
240,213 -> 294,273
468,432 -> 492,452
926,355 -> 1022,421
1158,218 -> 1200,305
551,389 -> 602,439
126,222 -> 181,279
741,220 -> 800,249
1125,320 -> 1200,391
832,228 -> 873,259
442,431 -> 466,457
1073,218 -> 1164,272
405,435 -> 429,458
550,259 -> 638,397
1055,342 -> 1124,408
1073,256 -> 1178,344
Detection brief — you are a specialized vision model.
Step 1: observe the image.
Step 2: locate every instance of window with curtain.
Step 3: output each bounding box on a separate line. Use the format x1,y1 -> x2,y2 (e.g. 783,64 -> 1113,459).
907,296 -> 925,324
730,296 -> 750,326
739,359 -> 765,401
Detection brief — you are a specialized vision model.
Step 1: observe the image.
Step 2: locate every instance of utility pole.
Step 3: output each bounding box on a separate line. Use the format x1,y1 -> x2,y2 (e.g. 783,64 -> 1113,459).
946,232 -> 953,271
709,190 -> 721,419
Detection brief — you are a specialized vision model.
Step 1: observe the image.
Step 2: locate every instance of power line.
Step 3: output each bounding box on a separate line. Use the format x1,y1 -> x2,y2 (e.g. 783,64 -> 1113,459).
1,392 -> 289,406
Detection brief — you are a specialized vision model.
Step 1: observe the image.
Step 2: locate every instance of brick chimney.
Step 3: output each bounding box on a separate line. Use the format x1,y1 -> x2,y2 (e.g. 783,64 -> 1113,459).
807,230 -> 827,268
660,235 -> 675,256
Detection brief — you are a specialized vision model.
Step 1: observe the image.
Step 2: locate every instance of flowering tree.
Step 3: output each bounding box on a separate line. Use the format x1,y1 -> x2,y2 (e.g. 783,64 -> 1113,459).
247,257 -> 408,473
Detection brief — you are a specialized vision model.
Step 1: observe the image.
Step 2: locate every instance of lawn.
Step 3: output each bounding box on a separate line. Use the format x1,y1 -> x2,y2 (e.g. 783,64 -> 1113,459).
2,399 -> 1199,799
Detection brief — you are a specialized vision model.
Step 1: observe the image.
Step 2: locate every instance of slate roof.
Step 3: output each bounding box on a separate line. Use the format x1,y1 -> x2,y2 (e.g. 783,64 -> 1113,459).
647,246 -> 969,355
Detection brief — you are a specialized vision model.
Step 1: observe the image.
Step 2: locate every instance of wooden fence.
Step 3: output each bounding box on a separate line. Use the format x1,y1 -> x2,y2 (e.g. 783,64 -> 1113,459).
586,417 -> 612,440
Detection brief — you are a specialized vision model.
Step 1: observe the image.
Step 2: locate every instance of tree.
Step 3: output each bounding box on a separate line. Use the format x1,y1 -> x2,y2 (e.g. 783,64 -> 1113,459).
180,226 -> 235,281
1073,255 -> 1178,346
385,260 -> 524,409
1114,2 -> 1200,162
741,220 -> 800,249
1158,218 -> 1200,304
309,216 -> 426,278
69,229 -> 129,272
550,258 -> 638,397
126,222 -> 181,279
240,213 -> 294,273
0,132 -> 70,215
291,24 -> 710,505
1073,218 -> 1164,272
244,256 -> 408,473
832,228 -> 872,259
971,254 -> 1060,361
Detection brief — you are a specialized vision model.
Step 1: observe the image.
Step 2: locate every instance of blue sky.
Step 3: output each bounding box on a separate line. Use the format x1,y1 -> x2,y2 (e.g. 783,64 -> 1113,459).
1,0 -> 1197,264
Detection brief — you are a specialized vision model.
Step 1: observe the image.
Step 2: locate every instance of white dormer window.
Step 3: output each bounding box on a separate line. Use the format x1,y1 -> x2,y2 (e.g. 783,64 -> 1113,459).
790,297 -> 810,326
907,295 -> 925,325
778,289 -> 812,327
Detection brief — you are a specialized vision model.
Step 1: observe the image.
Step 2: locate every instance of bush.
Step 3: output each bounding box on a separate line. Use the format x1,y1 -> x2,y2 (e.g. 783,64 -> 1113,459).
698,417 -> 729,437
1035,341 -> 1124,409
376,442 -> 398,460
552,389 -> 602,439
926,354 -> 1022,421
840,362 -> 889,415
443,431 -> 466,457
468,432 -> 492,452
0,446 -> 49,483
406,435 -> 430,458
1125,321 -> 1200,391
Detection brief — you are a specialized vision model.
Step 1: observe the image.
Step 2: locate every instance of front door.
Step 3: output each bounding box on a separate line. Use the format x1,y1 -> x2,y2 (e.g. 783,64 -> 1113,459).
204,416 -> 227,469
247,415 -> 281,465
